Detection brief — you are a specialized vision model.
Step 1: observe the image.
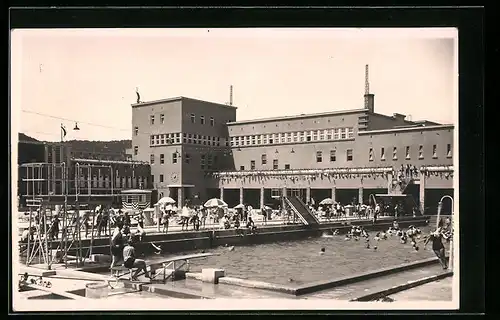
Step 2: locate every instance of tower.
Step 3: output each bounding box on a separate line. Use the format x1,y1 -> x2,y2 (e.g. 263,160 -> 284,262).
229,85 -> 233,106
364,64 -> 375,113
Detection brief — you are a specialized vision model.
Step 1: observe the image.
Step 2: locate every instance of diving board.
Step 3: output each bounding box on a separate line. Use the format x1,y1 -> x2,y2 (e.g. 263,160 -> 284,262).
110,252 -> 216,285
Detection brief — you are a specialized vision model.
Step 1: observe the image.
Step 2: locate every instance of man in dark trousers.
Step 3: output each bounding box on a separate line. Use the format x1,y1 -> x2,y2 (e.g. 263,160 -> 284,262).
122,234 -> 151,281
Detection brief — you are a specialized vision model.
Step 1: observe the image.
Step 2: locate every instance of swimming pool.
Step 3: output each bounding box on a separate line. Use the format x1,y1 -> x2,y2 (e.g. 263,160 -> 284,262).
150,225 -> 448,286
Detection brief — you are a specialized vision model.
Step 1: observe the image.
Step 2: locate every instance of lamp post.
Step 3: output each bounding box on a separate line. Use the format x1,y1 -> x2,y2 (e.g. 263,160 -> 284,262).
438,195 -> 454,271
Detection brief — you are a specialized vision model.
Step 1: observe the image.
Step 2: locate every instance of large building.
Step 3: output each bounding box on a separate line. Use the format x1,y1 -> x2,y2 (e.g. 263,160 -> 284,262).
131,85 -> 455,215
18,138 -> 152,207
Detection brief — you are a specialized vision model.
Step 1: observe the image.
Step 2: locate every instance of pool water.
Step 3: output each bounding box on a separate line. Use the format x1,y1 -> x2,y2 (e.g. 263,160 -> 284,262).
152,225 -> 449,286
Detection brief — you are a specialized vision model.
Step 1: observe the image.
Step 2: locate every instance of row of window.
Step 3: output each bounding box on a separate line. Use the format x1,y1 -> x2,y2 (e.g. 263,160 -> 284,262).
148,114 -> 218,126
74,175 -> 148,189
149,152 -> 218,169
230,127 -> 354,147
147,133 -> 228,147
238,144 -> 453,171
367,144 -> 452,162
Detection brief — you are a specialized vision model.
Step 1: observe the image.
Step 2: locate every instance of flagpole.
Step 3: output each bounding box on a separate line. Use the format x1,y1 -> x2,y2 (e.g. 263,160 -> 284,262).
61,123 -> 63,142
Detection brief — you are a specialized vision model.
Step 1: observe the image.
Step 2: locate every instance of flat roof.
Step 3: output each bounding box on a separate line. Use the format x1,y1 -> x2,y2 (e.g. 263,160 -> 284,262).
228,108 -> 367,126
121,189 -> 152,194
72,158 -> 149,165
131,96 -> 237,109
358,124 -> 454,135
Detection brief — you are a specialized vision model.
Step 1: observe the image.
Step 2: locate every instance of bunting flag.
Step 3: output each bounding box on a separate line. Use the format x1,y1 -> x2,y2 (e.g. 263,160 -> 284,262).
136,88 -> 141,103
61,125 -> 67,139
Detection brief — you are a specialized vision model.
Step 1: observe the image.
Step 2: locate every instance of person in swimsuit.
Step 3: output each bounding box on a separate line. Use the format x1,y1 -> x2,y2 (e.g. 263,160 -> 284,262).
424,228 -> 450,269
110,220 -> 124,269
122,234 -> 150,281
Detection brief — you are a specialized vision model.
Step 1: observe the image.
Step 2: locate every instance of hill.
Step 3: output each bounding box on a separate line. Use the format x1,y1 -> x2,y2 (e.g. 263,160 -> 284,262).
61,139 -> 132,155
19,133 -> 41,143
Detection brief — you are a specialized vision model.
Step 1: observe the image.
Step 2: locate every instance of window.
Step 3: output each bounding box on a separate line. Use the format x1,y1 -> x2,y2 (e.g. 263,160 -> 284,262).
405,146 -> 411,160
159,174 -> 164,183
160,114 -> 165,124
306,132 -> 312,142
210,117 -> 215,126
150,115 -> 155,125
160,153 -> 165,164
185,153 -> 191,164
172,152 -> 178,164
134,126 -> 139,136
190,113 -> 195,124
273,159 -> 278,170
261,154 -> 267,165
240,165 -> 245,171
432,144 -> 438,158
346,149 -> 353,161
284,164 -> 290,170
348,127 -> 354,139
160,135 -> 165,145
316,151 -> 323,163
150,136 -> 155,145
340,128 -> 347,139
447,144 -> 452,158
151,175 -> 154,184
369,148 -> 374,161
150,154 -> 155,164
330,150 -> 336,162
201,154 -> 206,169
333,129 -> 340,140
393,147 -> 398,160
381,147 -> 385,160
271,188 -> 281,198
250,160 -> 256,170
200,116 -> 205,125
207,155 -> 213,169
419,145 -> 424,159
133,146 -> 138,155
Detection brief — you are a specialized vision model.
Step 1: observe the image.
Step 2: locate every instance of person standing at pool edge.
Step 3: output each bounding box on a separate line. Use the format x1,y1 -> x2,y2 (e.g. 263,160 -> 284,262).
424,228 -> 450,269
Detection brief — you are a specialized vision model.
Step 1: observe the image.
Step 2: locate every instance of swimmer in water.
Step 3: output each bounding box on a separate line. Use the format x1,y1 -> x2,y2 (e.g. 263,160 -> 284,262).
228,246 -> 235,251
333,229 -> 339,235
373,245 -> 378,251
319,247 -> 325,255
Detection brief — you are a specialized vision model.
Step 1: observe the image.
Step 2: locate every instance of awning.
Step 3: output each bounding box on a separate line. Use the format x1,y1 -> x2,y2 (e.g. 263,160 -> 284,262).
375,194 -> 410,197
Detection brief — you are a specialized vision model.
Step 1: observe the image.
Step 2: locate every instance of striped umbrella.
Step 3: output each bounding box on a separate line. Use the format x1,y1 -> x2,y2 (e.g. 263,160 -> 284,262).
157,197 -> 176,205
204,198 -> 228,208
319,198 -> 335,205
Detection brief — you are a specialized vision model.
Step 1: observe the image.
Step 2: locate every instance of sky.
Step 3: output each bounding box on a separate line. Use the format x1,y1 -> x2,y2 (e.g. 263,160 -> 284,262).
10,28 -> 458,142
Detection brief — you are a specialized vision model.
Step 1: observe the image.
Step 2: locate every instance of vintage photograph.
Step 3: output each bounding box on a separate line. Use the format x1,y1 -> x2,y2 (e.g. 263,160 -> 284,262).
11,27 -> 458,311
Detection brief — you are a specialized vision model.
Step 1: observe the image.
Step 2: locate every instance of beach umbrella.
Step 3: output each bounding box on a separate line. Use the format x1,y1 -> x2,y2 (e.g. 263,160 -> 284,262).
234,204 -> 245,209
157,196 -> 176,205
320,198 -> 335,205
164,204 -> 173,211
204,198 -> 228,208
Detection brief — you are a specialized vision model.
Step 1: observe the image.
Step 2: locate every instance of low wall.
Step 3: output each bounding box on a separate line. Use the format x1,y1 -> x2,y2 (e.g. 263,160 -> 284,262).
56,216 -> 429,256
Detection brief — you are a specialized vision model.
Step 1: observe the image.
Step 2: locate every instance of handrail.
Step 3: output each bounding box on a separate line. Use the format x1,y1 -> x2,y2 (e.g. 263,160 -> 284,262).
283,197 -> 308,225
294,196 -> 321,224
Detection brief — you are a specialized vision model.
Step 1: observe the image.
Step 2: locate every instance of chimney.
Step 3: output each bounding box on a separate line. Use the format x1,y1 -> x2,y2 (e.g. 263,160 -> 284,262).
393,113 -> 406,121
364,93 -> 375,113
229,85 -> 233,106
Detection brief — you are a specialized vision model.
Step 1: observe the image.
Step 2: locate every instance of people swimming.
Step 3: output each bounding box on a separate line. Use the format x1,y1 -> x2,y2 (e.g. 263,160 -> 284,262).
319,247 -> 325,255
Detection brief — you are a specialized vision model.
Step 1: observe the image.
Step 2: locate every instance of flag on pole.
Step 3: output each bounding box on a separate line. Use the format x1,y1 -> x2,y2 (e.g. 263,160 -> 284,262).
136,87 -> 141,103
61,124 -> 66,141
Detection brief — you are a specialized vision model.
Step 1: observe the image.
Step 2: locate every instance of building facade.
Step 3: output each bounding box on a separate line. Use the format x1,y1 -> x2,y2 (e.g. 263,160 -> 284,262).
131,97 -> 236,204
131,96 -> 455,214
